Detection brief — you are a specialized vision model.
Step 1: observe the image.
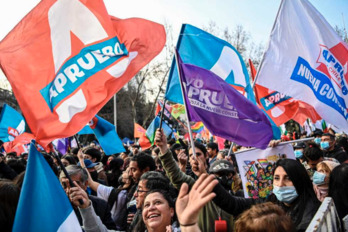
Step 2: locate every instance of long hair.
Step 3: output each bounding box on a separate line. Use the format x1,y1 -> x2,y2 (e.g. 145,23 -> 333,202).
274,159 -> 320,226
0,181 -> 20,232
329,163 -> 348,219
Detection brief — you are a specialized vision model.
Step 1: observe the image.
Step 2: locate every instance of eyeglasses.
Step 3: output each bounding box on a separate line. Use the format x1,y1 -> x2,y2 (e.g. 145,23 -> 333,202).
136,189 -> 149,194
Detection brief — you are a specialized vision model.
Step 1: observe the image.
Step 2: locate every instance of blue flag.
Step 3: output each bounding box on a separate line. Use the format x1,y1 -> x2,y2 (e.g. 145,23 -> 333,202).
177,51 -> 273,149
13,143 -> 81,232
146,116 -> 173,144
77,125 -> 94,135
166,24 -> 255,105
89,115 -> 125,155
0,104 -> 26,142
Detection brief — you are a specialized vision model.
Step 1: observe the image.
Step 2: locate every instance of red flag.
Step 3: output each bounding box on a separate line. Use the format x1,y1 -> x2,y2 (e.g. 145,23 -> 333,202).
250,60 -> 321,126
138,134 -> 152,150
0,0 -> 165,148
134,123 -> 146,138
3,132 -> 35,155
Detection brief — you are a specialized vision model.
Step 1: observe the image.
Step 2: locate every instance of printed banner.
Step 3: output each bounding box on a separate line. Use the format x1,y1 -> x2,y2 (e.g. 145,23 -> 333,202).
166,24 -> 255,104
0,0 -> 165,147
256,0 -> 348,132
177,52 -> 273,149
235,144 -> 295,199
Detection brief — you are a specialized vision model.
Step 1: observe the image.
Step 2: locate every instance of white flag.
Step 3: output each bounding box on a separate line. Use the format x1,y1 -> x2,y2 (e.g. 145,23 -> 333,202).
256,0 -> 348,132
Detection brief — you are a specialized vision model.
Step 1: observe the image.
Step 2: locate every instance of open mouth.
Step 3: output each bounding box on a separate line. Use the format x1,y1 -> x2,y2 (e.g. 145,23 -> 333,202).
147,214 -> 160,219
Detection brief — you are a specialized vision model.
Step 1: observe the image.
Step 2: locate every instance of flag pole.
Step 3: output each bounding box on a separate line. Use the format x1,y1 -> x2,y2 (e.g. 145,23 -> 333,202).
158,99 -> 167,130
174,48 -> 196,158
113,94 -> 117,132
50,143 -> 84,205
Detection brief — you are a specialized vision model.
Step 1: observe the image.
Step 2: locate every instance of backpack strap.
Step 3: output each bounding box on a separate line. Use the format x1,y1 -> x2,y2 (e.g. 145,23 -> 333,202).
107,188 -> 121,209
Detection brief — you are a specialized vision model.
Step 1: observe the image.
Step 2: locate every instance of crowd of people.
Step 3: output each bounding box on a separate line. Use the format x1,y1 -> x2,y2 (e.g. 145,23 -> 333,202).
0,128 -> 348,232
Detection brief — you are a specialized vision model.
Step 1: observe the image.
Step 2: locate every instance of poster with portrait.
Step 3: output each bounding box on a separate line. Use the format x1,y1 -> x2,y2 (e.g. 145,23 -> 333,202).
235,144 -> 295,199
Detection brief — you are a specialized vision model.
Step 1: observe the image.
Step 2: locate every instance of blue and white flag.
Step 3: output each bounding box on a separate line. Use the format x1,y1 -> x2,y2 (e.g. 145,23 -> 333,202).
13,143 -> 81,232
89,115 -> 125,155
0,104 -> 25,142
256,0 -> 348,132
165,24 -> 255,104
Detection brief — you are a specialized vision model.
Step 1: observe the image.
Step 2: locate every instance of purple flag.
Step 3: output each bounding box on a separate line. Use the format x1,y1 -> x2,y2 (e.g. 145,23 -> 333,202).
177,52 -> 273,149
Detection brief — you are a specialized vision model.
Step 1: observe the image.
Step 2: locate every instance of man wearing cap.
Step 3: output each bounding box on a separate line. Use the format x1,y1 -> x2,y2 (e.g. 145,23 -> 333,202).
209,160 -> 243,197
312,129 -> 323,144
293,142 -> 306,163
320,133 -> 348,163
83,147 -> 108,185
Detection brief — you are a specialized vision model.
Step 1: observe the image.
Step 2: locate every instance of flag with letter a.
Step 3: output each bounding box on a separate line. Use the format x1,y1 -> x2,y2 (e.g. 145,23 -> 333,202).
256,0 -> 348,131
0,0 -> 165,147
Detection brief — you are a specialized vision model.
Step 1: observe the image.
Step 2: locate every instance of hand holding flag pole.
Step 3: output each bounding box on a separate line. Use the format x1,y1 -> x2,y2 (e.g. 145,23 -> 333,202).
155,99 -> 167,143
49,143 -> 84,206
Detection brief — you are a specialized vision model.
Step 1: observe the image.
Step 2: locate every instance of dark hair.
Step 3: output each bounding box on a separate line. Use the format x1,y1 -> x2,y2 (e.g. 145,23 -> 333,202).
207,142 -> 219,152
336,136 -> 348,154
329,163 -> 348,220
321,133 -> 335,141
274,159 -> 320,226
84,147 -> 102,162
303,142 -> 323,162
0,181 -> 20,232
71,147 -> 79,155
61,155 -> 77,166
7,159 -> 26,174
140,171 -> 170,191
13,171 -> 25,190
135,189 -> 175,232
190,142 -> 207,157
131,152 -> 156,171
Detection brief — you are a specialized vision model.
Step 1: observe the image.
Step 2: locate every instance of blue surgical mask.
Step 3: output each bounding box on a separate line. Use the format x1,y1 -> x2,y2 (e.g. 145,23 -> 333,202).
314,138 -> 321,144
294,150 -> 303,159
320,141 -> 330,150
313,171 -> 326,185
273,186 -> 298,204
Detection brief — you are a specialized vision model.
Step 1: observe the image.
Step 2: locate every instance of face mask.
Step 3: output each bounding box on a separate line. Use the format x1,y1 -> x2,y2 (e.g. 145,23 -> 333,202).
314,138 -> 321,144
294,150 -> 303,159
320,141 -> 330,150
313,171 -> 326,185
218,176 -> 233,191
273,186 -> 298,204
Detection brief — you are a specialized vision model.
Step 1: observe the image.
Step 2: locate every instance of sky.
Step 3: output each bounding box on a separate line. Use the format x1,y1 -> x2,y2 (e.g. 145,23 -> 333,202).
0,0 -> 347,88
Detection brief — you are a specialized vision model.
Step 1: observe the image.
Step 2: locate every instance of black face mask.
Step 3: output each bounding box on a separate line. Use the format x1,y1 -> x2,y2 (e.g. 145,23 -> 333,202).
218,175 -> 233,191
90,171 -> 98,181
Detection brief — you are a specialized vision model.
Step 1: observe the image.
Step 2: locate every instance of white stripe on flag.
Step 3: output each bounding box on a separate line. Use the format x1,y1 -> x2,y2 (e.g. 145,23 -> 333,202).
57,211 -> 82,232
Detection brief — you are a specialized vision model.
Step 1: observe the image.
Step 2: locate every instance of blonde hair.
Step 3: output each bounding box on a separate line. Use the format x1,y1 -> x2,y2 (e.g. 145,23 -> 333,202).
235,202 -> 294,232
316,162 -> 331,174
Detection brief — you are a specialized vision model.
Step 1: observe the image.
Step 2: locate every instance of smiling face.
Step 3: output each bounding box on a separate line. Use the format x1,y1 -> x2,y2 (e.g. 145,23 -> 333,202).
142,192 -> 174,232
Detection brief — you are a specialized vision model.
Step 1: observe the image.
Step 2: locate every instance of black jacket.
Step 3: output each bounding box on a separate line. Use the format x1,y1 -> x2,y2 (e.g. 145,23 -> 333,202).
212,182 -> 320,231
323,145 -> 348,163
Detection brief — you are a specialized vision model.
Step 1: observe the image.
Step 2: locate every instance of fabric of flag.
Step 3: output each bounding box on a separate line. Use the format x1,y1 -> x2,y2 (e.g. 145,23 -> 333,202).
0,0 -> 166,148
0,104 -> 26,142
78,125 -> 94,135
191,122 -> 204,133
255,0 -> 348,132
52,137 -> 71,155
250,60 -> 321,126
89,115 -> 125,155
177,52 -> 273,149
145,116 -> 173,145
134,123 -> 146,138
165,24 -> 255,104
3,132 -> 35,156
155,100 -> 173,119
13,143 -> 82,232
171,104 -> 185,119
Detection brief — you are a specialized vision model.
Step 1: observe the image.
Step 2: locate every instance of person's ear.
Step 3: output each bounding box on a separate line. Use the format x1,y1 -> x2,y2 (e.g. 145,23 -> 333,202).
170,207 -> 174,218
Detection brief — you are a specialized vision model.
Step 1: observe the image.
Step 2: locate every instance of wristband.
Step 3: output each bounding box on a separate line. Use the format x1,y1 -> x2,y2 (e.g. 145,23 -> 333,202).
180,222 -> 197,227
